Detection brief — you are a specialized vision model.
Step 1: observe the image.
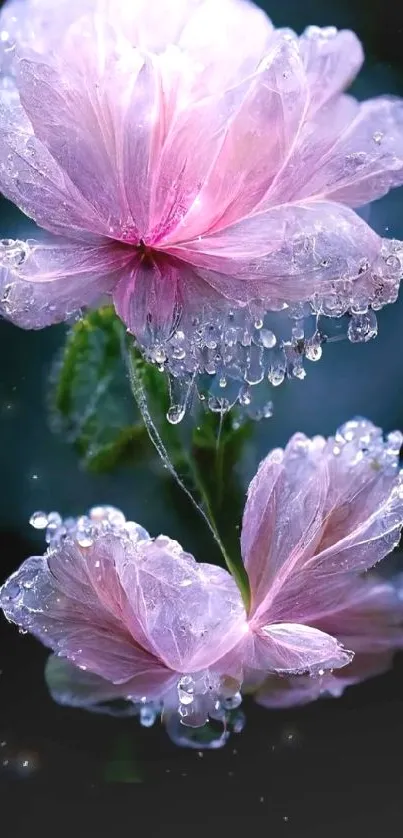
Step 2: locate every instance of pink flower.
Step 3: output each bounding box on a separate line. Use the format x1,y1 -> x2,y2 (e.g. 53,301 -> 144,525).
0,1 -> 402,404
220,418 -> 403,680
2,418 -> 403,728
0,506 -> 246,725
254,574 -> 403,708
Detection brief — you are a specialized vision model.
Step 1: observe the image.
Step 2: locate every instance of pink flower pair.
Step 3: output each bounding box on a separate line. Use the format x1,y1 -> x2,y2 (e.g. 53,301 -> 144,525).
0,0 -> 402,401
2,419 -> 403,725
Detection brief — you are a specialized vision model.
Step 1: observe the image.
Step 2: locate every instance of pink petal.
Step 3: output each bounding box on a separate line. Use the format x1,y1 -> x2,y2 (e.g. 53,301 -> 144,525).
294,97 -> 403,207
45,653 -> 177,708
115,536 -> 246,673
314,576 -> 403,653
225,622 -> 351,678
149,70 -> 264,240
241,419 -> 403,631
17,19 -> 164,236
0,97 -> 106,238
166,201 -> 397,306
255,623 -> 352,674
0,236 -> 133,328
113,254 -> 181,342
0,540 -> 159,684
255,651 -> 394,709
178,0 -> 274,94
166,33 -> 308,240
299,27 -> 364,111
240,435 -> 328,621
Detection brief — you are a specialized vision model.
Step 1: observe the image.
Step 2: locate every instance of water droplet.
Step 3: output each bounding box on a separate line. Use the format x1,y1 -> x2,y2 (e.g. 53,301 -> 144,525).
347,311 -> 378,343
4,580 -> 20,600
29,511 -> 48,530
0,238 -> 28,268
222,692 -> 242,710
178,675 -> 195,705
167,404 -> 186,424
239,386 -> 251,406
76,534 -> 94,548
260,329 -> 276,349
140,705 -> 157,728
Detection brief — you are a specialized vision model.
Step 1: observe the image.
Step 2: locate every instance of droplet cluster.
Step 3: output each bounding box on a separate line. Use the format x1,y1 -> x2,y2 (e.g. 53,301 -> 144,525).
29,505 -> 150,550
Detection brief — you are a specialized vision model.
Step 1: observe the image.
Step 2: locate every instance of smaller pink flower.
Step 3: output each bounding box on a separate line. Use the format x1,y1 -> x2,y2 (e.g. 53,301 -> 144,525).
220,418 -> 403,680
0,506 -> 245,725
254,574 -> 403,708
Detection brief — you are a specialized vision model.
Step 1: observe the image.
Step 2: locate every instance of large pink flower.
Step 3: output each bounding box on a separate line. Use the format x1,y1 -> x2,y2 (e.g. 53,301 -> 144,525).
0,0 -> 402,402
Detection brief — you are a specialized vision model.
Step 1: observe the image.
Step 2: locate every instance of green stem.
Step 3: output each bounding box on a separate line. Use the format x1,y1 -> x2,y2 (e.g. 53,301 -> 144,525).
125,345 -> 249,608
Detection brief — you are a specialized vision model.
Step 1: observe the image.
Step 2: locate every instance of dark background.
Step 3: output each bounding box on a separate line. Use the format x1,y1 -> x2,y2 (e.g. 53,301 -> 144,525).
1,0 -> 403,833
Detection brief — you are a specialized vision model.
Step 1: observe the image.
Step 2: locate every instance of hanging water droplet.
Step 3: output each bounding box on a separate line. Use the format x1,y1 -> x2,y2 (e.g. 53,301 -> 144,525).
140,705 -> 157,728
238,385 -> 251,406
347,310 -> 378,343
208,396 -> 229,413
268,365 -> 285,387
150,346 -> 166,365
262,401 -> 274,419
305,334 -> 323,362
178,675 -> 195,706
29,511 -> 48,530
166,404 -> 186,424
260,328 -> 276,349
222,692 -> 242,710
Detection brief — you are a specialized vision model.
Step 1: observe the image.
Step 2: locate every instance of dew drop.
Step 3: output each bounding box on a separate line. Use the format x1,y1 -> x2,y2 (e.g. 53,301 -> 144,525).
347,310 -> 378,343
76,534 -> 94,548
166,404 -> 186,424
260,328 -> 276,349
140,705 -> 157,728
29,511 -> 48,530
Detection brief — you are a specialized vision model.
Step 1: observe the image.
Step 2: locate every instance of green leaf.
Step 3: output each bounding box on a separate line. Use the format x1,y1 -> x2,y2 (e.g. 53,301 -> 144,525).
49,307 -> 146,472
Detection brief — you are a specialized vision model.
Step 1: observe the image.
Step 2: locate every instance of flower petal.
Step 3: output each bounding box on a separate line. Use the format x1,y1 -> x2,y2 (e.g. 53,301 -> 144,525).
178,0 -> 274,93
226,622 -> 352,677
17,18 -> 163,236
240,434 -> 329,622
0,236 -> 132,328
313,575 -> 403,653
0,97 -> 104,238
294,97 -> 403,207
113,255 -> 181,343
115,537 -> 246,672
167,201 -> 401,307
299,27 -> 364,111
255,651 -> 394,709
45,653 -> 176,709
241,419 -> 403,630
166,33 -> 308,240
255,623 -> 352,674
0,536 -> 159,683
